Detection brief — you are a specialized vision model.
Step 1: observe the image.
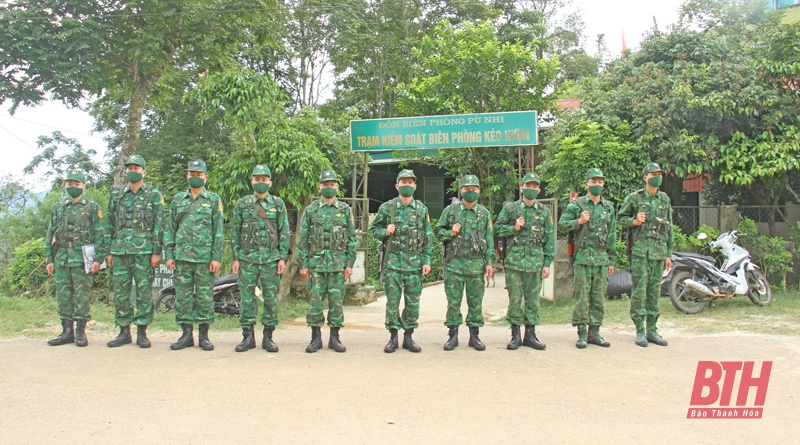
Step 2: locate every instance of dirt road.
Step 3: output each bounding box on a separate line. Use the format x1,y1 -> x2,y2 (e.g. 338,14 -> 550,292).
1,278 -> 797,444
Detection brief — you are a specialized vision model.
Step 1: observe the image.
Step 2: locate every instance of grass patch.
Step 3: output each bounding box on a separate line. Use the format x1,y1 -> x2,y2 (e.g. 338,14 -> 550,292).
526,289 -> 800,336
0,296 -> 310,339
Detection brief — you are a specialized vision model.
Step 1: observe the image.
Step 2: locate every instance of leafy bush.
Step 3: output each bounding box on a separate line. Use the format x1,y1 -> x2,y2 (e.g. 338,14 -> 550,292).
615,238 -> 629,270
1,238 -> 54,298
735,217 -> 792,288
689,225 -> 721,249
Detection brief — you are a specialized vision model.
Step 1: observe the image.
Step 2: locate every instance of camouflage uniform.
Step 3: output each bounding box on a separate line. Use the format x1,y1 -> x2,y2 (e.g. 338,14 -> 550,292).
369,169 -> 432,353
618,162 -> 673,346
558,168 -> 616,347
436,175 -> 494,352
164,160 -> 224,329
106,155 -> 165,335
45,170 -> 105,346
297,170 -> 358,353
494,174 -> 555,331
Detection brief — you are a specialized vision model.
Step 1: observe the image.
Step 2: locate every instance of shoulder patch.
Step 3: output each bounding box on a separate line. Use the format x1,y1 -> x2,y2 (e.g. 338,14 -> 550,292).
218,201 -> 224,212
98,209 -> 103,219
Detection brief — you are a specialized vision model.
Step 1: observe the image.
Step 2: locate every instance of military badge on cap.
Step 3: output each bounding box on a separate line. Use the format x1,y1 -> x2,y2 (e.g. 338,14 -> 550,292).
319,170 -> 338,183
125,154 -> 146,170
188,159 -> 207,172
396,169 -> 417,183
66,169 -> 86,183
585,168 -> 604,180
459,174 -> 480,188
252,164 -> 271,177
643,162 -> 663,175
521,172 -> 541,185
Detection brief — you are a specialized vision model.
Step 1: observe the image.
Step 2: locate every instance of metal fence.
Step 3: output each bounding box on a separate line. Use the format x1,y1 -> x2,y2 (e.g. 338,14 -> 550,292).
671,205 -> 800,238
672,206 -> 722,235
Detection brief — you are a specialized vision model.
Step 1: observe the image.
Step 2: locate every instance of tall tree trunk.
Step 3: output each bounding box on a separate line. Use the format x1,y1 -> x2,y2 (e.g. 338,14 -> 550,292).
113,73 -> 157,187
278,198 -> 310,300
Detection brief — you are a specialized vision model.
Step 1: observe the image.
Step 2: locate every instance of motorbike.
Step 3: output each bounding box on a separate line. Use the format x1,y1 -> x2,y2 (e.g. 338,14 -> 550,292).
155,274 -> 243,315
664,230 -> 772,314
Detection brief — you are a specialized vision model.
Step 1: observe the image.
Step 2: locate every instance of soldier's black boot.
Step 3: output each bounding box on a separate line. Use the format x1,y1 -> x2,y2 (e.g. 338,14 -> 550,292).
402,328 -> 421,353
47,319 -> 74,346
443,326 -> 459,351
635,328 -> 648,347
136,325 -> 151,348
262,326 -> 279,352
523,325 -> 546,350
384,329 -> 399,353
170,324 -> 194,350
507,325 -> 522,350
576,325 -> 587,349
587,326 -> 610,348
107,326 -> 132,348
75,320 -> 88,347
328,327 -> 346,353
235,325 -> 255,352
198,323 -> 214,351
305,326 -> 322,353
467,327 -> 486,351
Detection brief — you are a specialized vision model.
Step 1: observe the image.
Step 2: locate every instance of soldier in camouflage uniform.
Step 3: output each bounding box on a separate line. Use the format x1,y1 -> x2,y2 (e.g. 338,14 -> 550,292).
618,162 -> 673,348
105,154 -> 165,349
369,169 -> 433,353
494,173 -> 554,350
164,159 -> 224,351
231,164 -> 289,353
435,174 -> 494,351
45,170 -> 106,347
297,170 -> 358,353
558,168 -> 616,349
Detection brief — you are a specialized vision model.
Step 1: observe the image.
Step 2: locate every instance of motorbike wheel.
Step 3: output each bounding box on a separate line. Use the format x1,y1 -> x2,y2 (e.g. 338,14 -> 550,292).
746,270 -> 772,306
669,271 -> 707,314
154,292 -> 176,314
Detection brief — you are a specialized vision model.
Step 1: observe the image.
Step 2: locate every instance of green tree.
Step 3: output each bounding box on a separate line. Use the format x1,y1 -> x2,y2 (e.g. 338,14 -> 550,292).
24,131 -> 106,188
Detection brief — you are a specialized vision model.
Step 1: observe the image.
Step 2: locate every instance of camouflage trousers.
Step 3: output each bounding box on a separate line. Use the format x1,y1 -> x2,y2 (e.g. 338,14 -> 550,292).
306,271 -> 345,328
238,260 -> 280,327
111,254 -> 154,327
444,271 -> 485,327
174,261 -> 215,325
54,265 -> 91,321
505,268 -> 542,326
572,264 -> 607,327
630,255 -> 664,331
384,269 -> 422,330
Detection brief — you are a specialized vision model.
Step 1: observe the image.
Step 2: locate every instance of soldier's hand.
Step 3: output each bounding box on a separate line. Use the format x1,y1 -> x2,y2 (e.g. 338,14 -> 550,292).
451,223 -> 462,237
386,224 -> 396,236
485,265 -> 494,280
90,262 -> 102,274
608,266 -> 615,276
542,267 -> 550,279
299,268 -> 310,279
46,263 -> 55,275
106,255 -> 114,268
422,264 -> 431,276
634,212 -> 646,226
277,260 -> 286,275
232,260 -> 240,275
515,217 -> 525,231
209,261 -> 221,274
578,210 -> 590,225
665,257 -> 673,270
166,260 -> 176,271
344,267 -> 353,279
150,254 -> 160,268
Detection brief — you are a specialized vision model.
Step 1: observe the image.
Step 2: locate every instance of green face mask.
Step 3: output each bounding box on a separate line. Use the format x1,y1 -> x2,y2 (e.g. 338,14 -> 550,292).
521,189 -> 539,200
462,191 -> 479,203
648,176 -> 663,188
398,185 -> 415,197
253,182 -> 270,194
125,171 -> 143,183
588,185 -> 603,196
187,177 -> 205,189
320,187 -> 337,199
66,187 -> 83,198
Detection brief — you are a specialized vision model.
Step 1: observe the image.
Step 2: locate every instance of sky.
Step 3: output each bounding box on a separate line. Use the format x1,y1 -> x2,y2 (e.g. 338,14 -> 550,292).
0,0 -> 686,187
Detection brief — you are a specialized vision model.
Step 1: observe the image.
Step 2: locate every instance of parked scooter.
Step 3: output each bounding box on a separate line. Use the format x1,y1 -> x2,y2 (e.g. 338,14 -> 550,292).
665,230 -> 772,314
155,274 -> 243,315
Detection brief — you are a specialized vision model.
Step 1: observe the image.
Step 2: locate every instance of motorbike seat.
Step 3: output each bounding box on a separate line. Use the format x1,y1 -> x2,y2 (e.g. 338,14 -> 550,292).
674,251 -> 716,263
213,274 -> 239,286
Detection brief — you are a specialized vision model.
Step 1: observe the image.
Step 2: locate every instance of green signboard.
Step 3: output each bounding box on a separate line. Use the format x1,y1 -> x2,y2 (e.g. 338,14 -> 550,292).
350,111 -> 537,151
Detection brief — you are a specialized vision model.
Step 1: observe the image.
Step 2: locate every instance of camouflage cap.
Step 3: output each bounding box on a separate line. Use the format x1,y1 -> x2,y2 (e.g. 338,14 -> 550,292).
187,159 -> 207,172
585,168 -> 604,180
521,172 -> 541,185
124,154 -> 146,170
319,170 -> 338,183
459,174 -> 480,188
252,164 -> 271,177
65,169 -> 86,183
643,162 -> 663,175
396,169 -> 417,183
